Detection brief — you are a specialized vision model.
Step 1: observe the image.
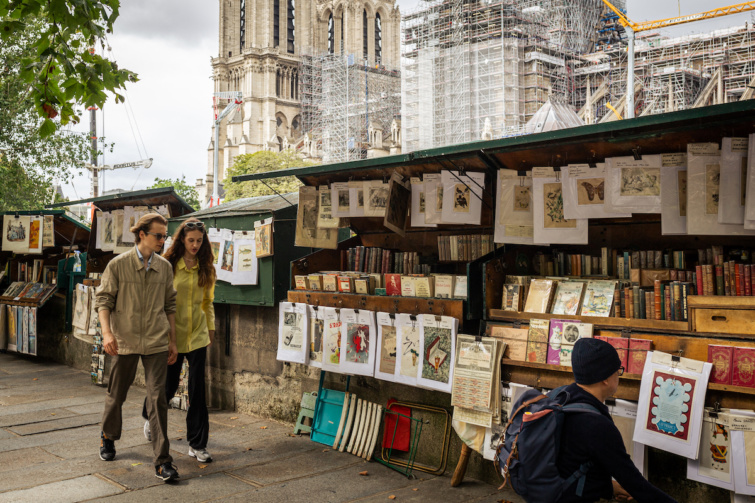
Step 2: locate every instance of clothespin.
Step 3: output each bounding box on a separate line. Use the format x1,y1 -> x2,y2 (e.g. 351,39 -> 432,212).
632,146 -> 642,161
553,165 -> 561,182
709,401 -> 721,419
588,150 -> 598,168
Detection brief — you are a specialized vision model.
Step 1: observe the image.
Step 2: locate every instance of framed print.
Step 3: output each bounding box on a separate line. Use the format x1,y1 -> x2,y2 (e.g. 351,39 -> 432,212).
276,302 -> 308,364
604,155 -> 663,213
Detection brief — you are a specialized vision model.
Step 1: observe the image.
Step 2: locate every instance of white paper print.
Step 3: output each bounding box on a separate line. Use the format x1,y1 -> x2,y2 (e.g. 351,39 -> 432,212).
395,313 -> 422,386
604,155 -> 663,213
746,134 -> 755,225
375,312 -> 399,382
331,182 -> 352,218
121,206 -> 137,243
687,409 -> 735,491
216,229 -> 235,283
562,164 -> 631,219
441,170 -> 485,225
364,180 -> 389,217
410,177 -> 437,228
2,215 -> 30,254
532,167 -> 588,245
207,227 -> 223,269
112,210 -> 131,254
42,215 -> 54,248
660,163 -> 687,235
719,137 -> 748,225
494,170 -> 537,245
423,173 -> 444,225
417,314 -> 457,393
276,302 -> 308,364
732,409 -> 755,496
321,307 -> 343,372
100,212 -> 115,252
230,231 -> 258,285
307,305 -> 324,368
348,181 -> 365,217
338,309 -> 376,377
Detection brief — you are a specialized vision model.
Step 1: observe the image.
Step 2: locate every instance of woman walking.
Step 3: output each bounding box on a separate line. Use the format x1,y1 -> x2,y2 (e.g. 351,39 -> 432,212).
143,218 -> 215,463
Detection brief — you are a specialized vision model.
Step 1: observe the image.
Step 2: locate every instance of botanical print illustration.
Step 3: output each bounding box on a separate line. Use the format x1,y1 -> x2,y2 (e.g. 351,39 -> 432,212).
379,325 -> 397,374
620,167 -> 661,196
400,325 -> 420,378
28,219 -> 40,249
221,240 -> 234,272
678,170 -> 688,217
281,312 -> 303,350
543,182 -> 577,229
646,372 -> 697,441
422,326 -> 452,383
705,163 -> 720,215
325,320 -> 342,365
309,317 -> 323,363
346,323 -> 369,364
513,186 -> 531,212
578,178 -> 605,205
237,244 -> 254,272
6,219 -> 26,242
453,184 -> 471,213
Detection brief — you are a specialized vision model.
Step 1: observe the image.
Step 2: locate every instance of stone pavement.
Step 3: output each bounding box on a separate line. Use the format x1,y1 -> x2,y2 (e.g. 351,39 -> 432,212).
0,353 -> 524,503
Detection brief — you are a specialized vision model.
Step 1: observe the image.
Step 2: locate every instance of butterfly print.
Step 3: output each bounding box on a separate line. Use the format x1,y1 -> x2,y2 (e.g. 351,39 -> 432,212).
581,181 -> 605,201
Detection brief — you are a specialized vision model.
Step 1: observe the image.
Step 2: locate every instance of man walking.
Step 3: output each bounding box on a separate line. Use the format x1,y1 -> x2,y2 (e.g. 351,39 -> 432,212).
556,338 -> 677,502
95,213 -> 180,482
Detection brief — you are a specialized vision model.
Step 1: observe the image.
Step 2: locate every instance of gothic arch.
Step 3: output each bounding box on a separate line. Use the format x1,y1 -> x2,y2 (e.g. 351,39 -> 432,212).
275,112 -> 289,139
291,114 -> 302,138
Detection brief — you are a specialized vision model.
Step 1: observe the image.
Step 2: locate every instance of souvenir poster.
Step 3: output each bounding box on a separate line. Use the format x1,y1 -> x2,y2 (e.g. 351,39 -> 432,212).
364,180 -> 389,217
339,309 -> 376,376
7,305 -> 16,352
604,155 -> 663,213
532,167 -> 588,245
423,173 -> 445,225
254,218 -> 274,258
112,210 -> 131,254
580,280 -> 617,317
216,229 -> 235,283
27,307 -> 37,356
746,134 -> 755,225
295,186 -> 338,249
330,182 -> 351,218
348,180 -> 365,217
633,351 -> 712,459
230,231 -> 258,286
608,399 -> 647,477
27,216 -> 42,254
100,211 -> 115,251
395,313 -> 421,386
731,409 -> 755,495
687,408 -> 735,490
558,321 -> 593,367
42,215 -> 55,248
321,307 -> 343,372
207,227 -> 223,269
417,314 -> 457,393
384,173 -> 411,236
410,177 -> 437,228
551,281 -> 584,316
72,283 -> 90,332
562,164 -> 631,219
317,185 -> 340,229
375,312 -> 398,382
719,137 -> 748,224
660,154 -> 687,235
2,215 -> 30,253
687,144 -> 755,236
440,170 -> 485,225
307,305 -> 324,368
276,302 -> 308,364
494,170 -> 536,245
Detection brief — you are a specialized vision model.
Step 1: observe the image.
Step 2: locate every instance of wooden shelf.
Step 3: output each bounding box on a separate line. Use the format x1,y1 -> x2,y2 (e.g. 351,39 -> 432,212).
688,295 -> 755,310
501,358 -> 642,379
488,309 -> 690,334
287,290 -> 465,319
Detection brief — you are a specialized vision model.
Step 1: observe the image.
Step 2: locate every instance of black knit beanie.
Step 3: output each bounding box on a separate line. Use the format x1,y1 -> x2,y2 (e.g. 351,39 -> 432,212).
572,338 -> 622,385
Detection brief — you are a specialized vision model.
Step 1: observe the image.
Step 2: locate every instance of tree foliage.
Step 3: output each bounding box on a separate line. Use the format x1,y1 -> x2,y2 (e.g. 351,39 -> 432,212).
148,176 -> 200,211
223,150 -> 318,202
1,0 -> 137,135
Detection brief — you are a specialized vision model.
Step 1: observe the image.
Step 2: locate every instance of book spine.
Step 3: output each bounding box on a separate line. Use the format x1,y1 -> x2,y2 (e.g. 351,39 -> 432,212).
654,280 -> 662,320
736,263 -> 742,296
623,251 -> 630,280
682,283 -> 689,321
620,288 -> 627,318
716,264 -> 724,295
696,265 -> 703,297
666,287 -> 674,321
673,283 -> 682,320
746,264 -> 753,296
632,286 -> 640,319
724,261 -> 731,296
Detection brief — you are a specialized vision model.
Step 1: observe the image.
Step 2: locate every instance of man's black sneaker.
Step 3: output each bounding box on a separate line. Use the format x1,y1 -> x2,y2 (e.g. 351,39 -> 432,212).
155,462 -> 179,482
99,432 -> 116,461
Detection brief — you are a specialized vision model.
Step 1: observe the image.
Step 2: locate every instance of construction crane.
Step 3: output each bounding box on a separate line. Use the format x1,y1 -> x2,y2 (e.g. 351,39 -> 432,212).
600,0 -> 755,118
82,158 -> 153,198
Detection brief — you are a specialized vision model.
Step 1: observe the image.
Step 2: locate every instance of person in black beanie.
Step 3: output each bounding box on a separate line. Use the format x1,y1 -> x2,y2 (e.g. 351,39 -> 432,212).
556,338 -> 677,503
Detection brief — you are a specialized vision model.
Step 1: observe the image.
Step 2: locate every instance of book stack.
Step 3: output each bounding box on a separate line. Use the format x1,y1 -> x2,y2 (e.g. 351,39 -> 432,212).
708,345 -> 755,387
437,234 -> 495,262
0,282 -> 57,304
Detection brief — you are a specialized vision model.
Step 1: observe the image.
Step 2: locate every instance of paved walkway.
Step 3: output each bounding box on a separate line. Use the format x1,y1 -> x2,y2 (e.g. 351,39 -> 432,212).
0,353 -> 523,503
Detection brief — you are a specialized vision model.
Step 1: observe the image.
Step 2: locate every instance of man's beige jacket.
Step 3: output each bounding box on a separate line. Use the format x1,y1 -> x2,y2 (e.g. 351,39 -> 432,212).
95,247 -> 177,355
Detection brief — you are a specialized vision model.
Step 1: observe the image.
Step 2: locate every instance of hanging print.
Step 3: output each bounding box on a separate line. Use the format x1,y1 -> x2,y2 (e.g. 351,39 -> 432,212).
418,314 -> 457,393
339,309 -> 376,376
276,302 -> 308,364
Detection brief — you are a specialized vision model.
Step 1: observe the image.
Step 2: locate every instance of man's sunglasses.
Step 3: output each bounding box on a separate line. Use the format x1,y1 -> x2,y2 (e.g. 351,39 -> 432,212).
146,232 -> 168,241
185,221 -> 205,230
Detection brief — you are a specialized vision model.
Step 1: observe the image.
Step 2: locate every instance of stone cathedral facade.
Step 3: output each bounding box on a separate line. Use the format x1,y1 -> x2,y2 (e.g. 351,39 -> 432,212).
199,0 -> 401,204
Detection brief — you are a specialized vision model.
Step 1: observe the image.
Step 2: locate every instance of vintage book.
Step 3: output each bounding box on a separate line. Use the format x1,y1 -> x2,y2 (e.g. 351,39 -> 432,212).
558,321 -> 594,367
307,274 -> 323,291
454,275 -> 468,299
550,281 -> 584,316
708,345 -> 734,385
354,277 -> 371,295
580,280 -> 617,317
414,276 -> 435,298
523,279 -> 555,314
733,347 -> 755,388
596,336 -> 629,368
337,276 -> 354,293
434,275 -> 455,299
526,319 -> 550,363
400,276 -> 416,297
501,284 -> 522,312
319,274 -> 336,292
547,319 -> 566,365
490,325 -> 528,362
294,275 -> 309,290
628,339 -> 652,374
385,274 -> 402,296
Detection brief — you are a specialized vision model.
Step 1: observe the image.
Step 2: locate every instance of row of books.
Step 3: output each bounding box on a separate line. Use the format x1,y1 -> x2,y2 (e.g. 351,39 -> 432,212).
696,262 -> 755,296
339,247 -> 429,275
294,272 -> 468,299
16,260 -> 57,285
437,234 -> 496,262
708,345 -> 755,387
1,282 -> 57,303
616,281 -> 694,322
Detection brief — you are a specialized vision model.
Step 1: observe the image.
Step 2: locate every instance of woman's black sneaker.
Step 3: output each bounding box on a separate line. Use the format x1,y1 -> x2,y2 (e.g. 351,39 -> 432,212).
99,432 -> 115,461
155,462 -> 180,482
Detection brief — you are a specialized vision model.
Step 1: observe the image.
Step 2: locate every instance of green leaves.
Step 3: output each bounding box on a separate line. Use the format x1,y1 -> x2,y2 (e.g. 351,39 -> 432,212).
223,151 -> 319,202
148,177 -> 201,211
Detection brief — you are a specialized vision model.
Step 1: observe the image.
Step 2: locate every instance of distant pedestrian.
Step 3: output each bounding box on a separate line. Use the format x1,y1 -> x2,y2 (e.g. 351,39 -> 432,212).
141,218 -> 215,464
556,337 -> 676,502
95,213 -> 180,483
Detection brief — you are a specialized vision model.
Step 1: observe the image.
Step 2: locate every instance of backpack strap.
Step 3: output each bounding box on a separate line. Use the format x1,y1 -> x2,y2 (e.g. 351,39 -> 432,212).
562,461 -> 594,497
562,402 -> 602,415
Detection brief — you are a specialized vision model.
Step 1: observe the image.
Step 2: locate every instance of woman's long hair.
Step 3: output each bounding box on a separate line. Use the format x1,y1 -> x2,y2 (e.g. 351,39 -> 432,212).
163,218 -> 216,288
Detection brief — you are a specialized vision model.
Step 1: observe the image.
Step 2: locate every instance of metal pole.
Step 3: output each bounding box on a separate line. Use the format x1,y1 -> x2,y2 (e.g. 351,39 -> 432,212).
212,118 -> 220,206
90,107 -> 98,197
625,27 -> 635,119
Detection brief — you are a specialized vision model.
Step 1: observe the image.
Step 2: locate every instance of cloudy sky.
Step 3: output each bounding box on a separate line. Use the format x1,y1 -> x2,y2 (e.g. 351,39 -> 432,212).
61,0 -> 754,202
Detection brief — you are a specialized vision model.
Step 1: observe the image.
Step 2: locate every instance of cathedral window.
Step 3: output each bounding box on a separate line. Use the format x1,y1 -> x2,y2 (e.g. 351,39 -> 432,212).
340,15 -> 344,53
328,14 -> 334,54
273,0 -> 280,47
363,10 -> 368,61
375,13 -> 382,65
240,0 -> 246,52
287,0 -> 295,54
276,69 -> 281,97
